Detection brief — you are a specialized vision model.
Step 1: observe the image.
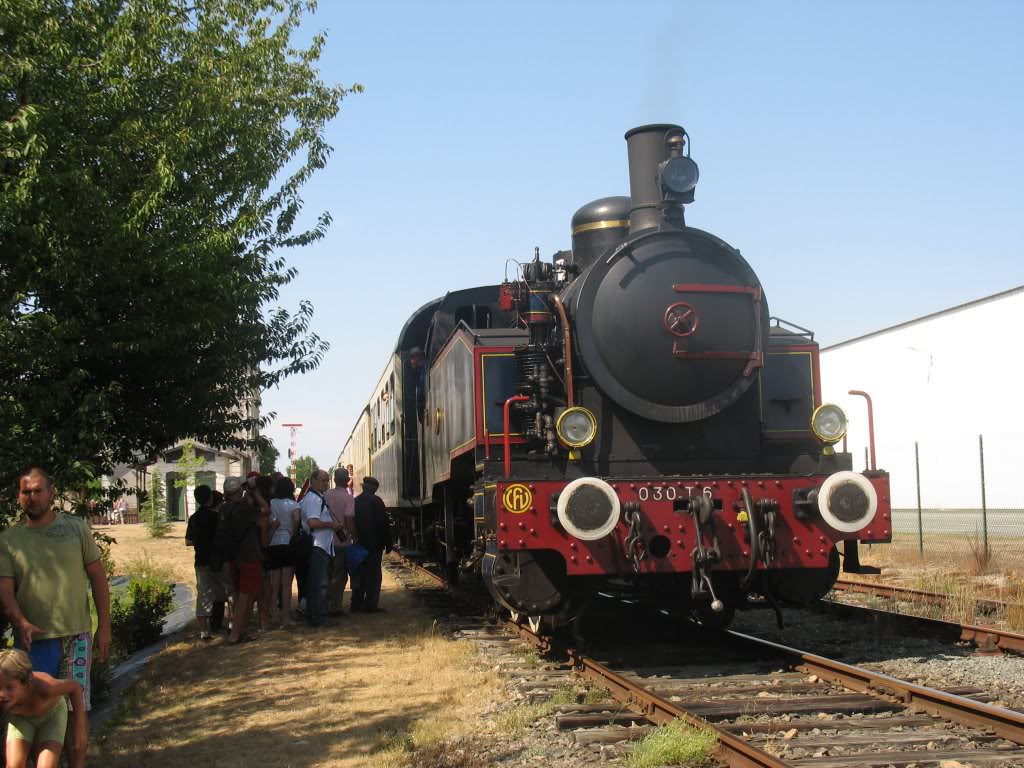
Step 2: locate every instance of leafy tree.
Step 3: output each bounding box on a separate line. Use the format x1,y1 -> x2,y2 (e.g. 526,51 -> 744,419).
0,0 -> 361,518
292,455 -> 318,485
172,440 -> 206,518
143,471 -> 170,538
258,440 -> 280,475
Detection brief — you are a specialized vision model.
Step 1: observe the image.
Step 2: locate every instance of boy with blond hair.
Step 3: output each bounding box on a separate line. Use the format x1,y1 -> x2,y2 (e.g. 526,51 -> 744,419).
0,648 -> 87,768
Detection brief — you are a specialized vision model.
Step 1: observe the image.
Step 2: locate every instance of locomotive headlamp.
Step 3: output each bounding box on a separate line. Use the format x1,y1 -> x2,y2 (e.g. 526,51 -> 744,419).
556,407 -> 597,448
658,155 -> 700,195
811,403 -> 848,444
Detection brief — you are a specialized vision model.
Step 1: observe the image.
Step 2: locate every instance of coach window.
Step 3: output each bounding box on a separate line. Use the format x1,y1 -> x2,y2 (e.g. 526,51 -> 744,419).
388,375 -> 396,432
377,398 -> 383,445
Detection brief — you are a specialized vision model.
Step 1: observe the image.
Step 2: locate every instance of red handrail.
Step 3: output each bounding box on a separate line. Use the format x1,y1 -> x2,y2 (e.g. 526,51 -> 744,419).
848,390 -> 876,471
503,395 -> 530,477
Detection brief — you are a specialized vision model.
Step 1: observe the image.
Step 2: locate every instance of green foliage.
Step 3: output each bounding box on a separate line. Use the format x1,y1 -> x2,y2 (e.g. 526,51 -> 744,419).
292,455 -> 318,484
625,720 -> 718,768
0,0 -> 361,520
110,575 -> 175,659
95,530 -> 117,579
173,441 -> 206,491
143,472 -> 171,538
258,439 -> 280,474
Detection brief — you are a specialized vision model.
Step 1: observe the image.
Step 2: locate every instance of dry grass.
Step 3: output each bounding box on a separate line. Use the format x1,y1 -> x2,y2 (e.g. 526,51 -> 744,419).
860,533 -> 1021,584
842,537 -> 1024,628
493,685 -> 576,736
1006,576 -> 1024,633
95,521 -> 196,587
90,563 -> 500,768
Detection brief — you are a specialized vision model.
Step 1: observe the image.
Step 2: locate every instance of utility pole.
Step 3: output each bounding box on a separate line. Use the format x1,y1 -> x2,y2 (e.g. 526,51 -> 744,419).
281,423 -> 303,482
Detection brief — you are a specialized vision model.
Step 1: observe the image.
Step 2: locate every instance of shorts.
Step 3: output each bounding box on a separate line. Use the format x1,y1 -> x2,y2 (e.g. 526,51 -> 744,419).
17,633 -> 91,712
195,565 -> 227,618
7,696 -> 68,747
230,560 -> 263,595
264,545 -> 294,571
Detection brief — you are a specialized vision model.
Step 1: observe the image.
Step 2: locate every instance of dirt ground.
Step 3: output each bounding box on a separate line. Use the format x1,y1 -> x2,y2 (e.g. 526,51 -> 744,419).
95,521 -> 196,586
90,532 -> 500,768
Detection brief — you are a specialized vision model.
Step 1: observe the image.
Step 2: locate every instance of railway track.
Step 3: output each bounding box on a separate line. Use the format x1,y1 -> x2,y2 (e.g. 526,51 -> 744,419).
513,619 -> 1024,767
827,579 -> 1024,656
832,579 -> 1022,615
387,553 -> 1024,766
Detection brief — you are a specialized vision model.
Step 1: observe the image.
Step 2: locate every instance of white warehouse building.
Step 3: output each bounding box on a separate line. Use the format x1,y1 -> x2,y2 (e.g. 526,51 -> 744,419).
819,285 -> 1023,517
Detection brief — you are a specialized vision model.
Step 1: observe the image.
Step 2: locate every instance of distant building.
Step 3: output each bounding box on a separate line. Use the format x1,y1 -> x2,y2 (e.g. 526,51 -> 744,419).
104,396 -> 261,520
820,286 -> 1023,511
106,441 -> 258,520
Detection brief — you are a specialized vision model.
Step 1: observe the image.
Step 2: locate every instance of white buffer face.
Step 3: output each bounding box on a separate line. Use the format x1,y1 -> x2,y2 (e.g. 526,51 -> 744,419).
817,470 -> 878,533
556,477 -> 621,541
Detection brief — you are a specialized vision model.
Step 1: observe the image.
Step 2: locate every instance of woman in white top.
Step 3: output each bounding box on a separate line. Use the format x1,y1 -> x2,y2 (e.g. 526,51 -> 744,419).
268,477 -> 301,627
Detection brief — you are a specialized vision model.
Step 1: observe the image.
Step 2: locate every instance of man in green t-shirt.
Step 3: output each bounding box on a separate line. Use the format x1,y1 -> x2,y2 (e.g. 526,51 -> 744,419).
0,467 -> 111,720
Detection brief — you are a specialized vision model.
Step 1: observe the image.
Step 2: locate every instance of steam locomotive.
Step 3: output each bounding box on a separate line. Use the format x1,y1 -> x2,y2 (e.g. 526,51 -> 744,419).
338,123 -> 891,630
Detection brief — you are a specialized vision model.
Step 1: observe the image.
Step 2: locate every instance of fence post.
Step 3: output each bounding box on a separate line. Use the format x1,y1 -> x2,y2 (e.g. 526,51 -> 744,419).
915,441 -> 923,556
979,434 -> 989,560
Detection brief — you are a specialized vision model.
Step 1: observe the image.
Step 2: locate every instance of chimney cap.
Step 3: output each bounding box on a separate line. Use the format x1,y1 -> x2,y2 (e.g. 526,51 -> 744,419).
624,123 -> 683,140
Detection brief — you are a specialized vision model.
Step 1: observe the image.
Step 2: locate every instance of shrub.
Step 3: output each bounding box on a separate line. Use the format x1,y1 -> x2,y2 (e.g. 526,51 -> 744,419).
144,472 -> 171,538
120,553 -> 175,585
94,530 -> 117,579
90,656 -> 113,704
110,575 -> 174,659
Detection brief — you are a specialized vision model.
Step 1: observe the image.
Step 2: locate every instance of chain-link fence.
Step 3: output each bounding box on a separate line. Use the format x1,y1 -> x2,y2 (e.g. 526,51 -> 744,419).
863,433 -> 1024,575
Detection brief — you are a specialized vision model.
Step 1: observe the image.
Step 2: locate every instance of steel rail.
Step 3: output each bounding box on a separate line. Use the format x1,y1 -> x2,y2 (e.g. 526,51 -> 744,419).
823,591 -> 1024,656
508,622 -> 789,768
726,629 -> 1024,744
833,577 -> 1020,612
390,549 -> 447,588
390,552 -> 1024,762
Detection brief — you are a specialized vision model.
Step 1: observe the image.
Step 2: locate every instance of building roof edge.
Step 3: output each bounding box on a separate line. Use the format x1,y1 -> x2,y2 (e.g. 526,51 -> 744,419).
821,285 -> 1024,353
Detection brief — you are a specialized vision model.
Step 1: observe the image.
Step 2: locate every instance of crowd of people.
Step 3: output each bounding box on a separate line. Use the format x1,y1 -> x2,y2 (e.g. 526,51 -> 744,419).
185,465 -> 394,643
0,463 -> 394,767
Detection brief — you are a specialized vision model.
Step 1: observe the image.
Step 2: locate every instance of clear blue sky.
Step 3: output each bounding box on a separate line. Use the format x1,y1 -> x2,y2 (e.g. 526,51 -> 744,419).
263,0 -> 1024,470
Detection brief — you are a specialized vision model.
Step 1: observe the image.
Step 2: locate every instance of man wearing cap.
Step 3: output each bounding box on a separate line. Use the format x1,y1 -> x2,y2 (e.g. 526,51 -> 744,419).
323,467 -> 356,614
221,476 -> 270,643
351,476 -> 392,613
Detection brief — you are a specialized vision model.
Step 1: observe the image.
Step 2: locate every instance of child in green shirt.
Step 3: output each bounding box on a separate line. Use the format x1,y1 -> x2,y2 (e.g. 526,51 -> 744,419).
0,649 -> 87,768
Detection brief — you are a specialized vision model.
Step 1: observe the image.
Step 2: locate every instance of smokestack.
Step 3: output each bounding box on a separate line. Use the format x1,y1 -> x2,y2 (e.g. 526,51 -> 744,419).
624,123 -> 688,234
